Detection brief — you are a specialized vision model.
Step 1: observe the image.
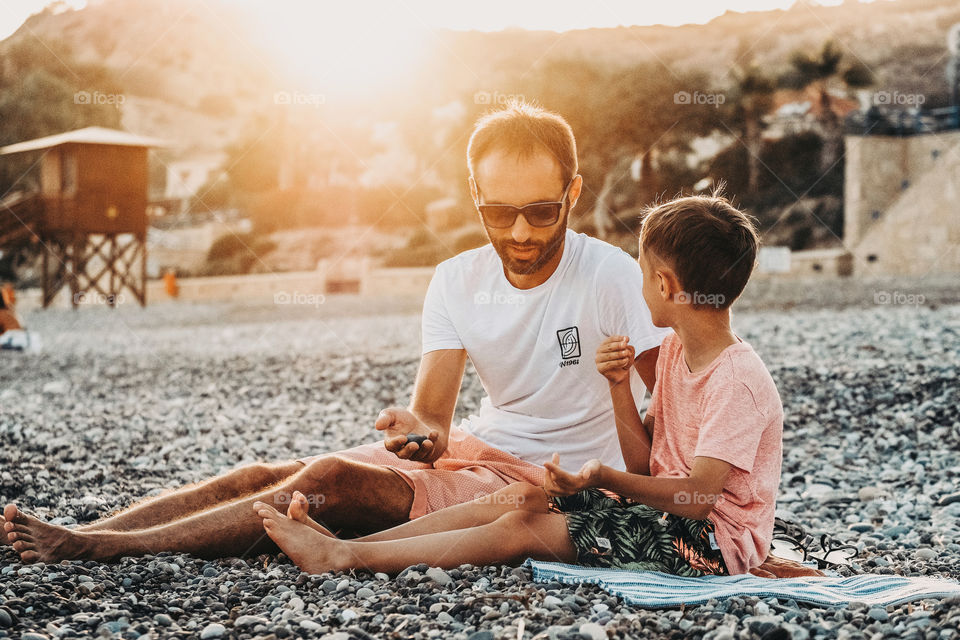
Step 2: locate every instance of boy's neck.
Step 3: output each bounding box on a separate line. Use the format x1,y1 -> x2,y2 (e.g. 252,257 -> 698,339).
671,309 -> 739,373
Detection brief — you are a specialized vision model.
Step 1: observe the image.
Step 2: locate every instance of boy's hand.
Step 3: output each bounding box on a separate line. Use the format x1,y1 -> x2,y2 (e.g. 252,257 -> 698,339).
596,335 -> 635,385
376,408 -> 446,462
543,454 -> 604,497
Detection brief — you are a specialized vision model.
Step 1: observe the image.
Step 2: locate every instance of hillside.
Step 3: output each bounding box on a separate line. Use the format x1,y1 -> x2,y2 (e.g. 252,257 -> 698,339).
3,0 -> 958,160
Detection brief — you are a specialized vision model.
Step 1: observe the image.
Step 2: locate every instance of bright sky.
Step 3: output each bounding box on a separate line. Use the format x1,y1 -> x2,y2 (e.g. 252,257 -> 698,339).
0,0 -> 856,41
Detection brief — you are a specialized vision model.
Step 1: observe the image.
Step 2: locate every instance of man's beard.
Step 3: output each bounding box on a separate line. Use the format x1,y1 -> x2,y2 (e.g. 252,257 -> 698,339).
488,218 -> 567,277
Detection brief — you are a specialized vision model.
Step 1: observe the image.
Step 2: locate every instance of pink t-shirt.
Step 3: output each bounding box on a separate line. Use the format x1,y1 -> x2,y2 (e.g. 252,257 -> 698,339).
645,332 -> 783,574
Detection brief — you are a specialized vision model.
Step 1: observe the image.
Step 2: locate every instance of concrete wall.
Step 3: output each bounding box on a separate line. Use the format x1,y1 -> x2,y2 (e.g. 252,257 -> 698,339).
16,266 -> 436,310
844,130 -> 960,275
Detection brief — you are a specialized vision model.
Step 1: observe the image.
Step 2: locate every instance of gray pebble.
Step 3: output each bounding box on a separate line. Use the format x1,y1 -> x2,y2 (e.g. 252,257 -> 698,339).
200,623 -> 226,639
234,615 -> 268,627
321,579 -> 338,593
153,614 -> 173,627
868,607 -> 889,622
578,622 -> 607,640
425,567 -> 453,586
299,619 -> 324,631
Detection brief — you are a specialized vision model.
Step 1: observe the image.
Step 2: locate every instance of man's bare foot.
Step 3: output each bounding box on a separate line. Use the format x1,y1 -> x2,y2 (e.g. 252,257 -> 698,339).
3,504 -> 90,563
287,491 -> 337,538
0,515 -> 9,546
254,502 -> 345,574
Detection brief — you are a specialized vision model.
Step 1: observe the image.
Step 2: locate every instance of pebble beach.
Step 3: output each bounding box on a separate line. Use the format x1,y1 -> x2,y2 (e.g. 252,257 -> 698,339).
2,279 -> 959,639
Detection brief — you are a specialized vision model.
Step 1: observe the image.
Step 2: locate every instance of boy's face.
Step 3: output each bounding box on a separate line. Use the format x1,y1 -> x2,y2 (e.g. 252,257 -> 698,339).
637,246 -> 668,327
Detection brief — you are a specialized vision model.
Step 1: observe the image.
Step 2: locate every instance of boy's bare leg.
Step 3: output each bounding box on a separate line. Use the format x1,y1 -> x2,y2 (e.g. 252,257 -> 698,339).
258,500 -> 576,574
4,456 -> 412,563
352,483 -> 551,542
282,483 -> 551,543
78,461 -> 305,533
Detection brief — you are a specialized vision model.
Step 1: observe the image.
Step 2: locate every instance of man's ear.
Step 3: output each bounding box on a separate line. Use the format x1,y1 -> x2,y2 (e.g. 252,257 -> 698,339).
468,176 -> 478,203
568,174 -> 583,210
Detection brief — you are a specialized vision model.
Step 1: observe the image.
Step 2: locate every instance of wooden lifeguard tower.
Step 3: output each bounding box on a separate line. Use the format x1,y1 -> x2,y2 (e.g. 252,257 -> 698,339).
0,127 -> 163,308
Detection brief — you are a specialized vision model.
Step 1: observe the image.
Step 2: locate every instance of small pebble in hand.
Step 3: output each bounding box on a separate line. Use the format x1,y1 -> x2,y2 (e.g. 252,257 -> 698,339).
405,434 -> 428,445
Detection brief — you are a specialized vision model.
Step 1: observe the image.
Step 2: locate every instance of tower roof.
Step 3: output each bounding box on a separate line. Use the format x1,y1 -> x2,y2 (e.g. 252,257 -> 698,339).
0,127 -> 167,155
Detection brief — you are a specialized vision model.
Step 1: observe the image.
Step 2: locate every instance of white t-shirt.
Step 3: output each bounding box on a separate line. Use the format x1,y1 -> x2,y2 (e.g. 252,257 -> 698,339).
421,229 -> 672,471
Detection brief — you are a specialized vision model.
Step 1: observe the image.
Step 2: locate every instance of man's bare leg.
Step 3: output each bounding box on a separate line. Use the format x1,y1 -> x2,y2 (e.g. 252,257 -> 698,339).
257,500 -> 576,574
78,461 -> 305,533
4,456 -> 412,563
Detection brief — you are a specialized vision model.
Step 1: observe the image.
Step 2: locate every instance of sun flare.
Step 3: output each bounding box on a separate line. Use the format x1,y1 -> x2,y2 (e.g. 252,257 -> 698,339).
240,0 -> 432,97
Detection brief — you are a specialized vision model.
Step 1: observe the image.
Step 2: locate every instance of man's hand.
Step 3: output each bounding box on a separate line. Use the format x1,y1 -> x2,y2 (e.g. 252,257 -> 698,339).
596,335 -> 635,386
376,407 -> 447,463
543,454 -> 604,497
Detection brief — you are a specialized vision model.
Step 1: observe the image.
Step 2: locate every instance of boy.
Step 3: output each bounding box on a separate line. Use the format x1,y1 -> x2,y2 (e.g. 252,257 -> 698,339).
252,194 -> 783,576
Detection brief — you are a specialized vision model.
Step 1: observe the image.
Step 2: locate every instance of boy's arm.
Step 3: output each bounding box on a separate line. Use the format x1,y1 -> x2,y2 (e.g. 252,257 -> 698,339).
596,336 -> 655,475
597,456 -> 732,520
609,378 -> 651,475
634,345 -> 659,395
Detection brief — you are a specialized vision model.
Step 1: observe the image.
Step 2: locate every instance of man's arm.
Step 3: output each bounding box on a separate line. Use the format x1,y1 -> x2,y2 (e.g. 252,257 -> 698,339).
376,348 -> 467,463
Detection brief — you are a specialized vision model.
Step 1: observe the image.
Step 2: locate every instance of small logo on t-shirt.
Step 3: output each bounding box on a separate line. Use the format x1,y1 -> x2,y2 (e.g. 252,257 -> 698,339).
557,326 -> 581,366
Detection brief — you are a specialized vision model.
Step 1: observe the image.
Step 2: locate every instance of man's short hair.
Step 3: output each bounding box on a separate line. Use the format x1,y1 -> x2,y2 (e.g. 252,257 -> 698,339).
467,100 -> 578,185
640,195 -> 759,310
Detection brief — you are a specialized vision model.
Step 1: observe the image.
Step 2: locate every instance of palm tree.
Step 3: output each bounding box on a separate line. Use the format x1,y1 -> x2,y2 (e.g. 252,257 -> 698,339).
781,40 -> 874,173
725,61 -> 776,194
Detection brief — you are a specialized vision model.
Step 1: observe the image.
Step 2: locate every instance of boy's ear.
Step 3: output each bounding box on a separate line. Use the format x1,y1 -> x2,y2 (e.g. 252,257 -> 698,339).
657,266 -> 683,303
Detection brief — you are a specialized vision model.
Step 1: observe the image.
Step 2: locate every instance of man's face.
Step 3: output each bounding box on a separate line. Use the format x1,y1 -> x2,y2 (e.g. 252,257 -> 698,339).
471,148 -> 580,278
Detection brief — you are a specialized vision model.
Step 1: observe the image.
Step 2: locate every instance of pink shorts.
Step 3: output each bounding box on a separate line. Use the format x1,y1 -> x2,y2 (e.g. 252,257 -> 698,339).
299,427 -> 545,519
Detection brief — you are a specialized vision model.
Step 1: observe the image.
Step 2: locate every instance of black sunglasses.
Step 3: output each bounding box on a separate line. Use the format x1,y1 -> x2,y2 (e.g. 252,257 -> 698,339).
474,177 -> 576,229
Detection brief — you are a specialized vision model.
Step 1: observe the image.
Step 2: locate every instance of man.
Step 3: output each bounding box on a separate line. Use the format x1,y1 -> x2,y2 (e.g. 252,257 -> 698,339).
3,101 -> 669,563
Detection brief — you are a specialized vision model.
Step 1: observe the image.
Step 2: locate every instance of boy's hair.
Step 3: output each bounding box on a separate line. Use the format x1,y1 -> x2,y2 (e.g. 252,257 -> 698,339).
467,100 -> 578,185
640,195 -> 759,310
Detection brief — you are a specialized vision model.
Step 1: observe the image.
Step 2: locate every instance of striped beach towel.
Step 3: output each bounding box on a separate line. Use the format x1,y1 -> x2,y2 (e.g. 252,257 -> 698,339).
525,559 -> 960,608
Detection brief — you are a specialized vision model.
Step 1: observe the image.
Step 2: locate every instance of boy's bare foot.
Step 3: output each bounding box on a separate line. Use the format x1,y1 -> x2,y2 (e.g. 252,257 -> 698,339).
0,515 -> 9,546
287,491 -> 337,538
253,501 -> 345,574
3,504 -> 90,563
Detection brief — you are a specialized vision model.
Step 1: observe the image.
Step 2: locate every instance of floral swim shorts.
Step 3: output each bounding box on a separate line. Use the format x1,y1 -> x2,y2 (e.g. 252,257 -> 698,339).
549,488 -> 729,577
